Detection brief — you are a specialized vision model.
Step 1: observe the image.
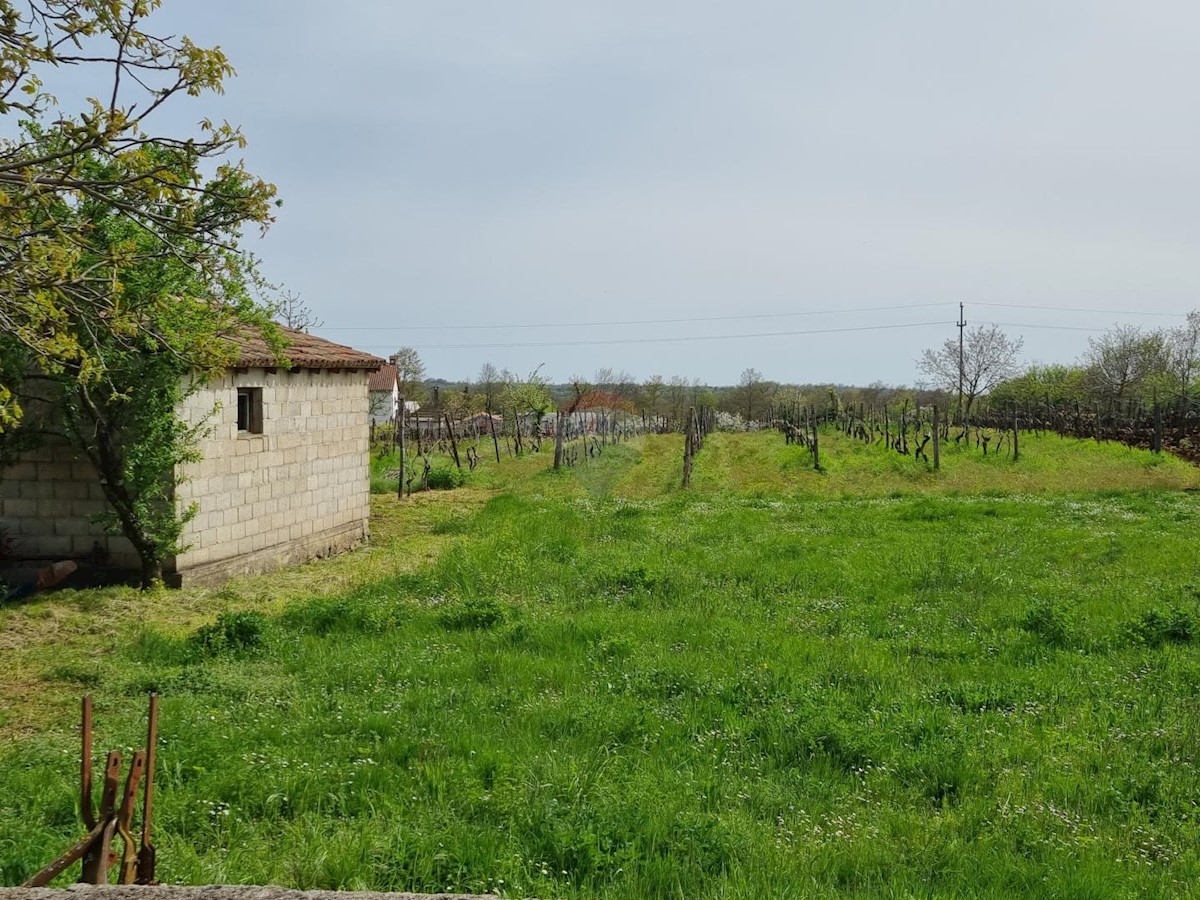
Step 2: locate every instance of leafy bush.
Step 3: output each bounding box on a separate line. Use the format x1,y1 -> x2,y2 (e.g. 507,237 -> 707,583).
1018,600 -> 1074,648
190,610 -> 269,655
370,473 -> 399,495
427,463 -> 467,490
1125,606 -> 1194,648
438,596 -> 507,631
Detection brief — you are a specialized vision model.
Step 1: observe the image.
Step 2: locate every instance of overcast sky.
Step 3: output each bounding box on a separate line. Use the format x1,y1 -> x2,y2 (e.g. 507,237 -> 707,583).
144,1 -> 1199,385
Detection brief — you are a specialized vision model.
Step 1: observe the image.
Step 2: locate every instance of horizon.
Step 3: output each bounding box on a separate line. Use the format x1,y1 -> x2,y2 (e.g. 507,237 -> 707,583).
338,301 -> 1194,389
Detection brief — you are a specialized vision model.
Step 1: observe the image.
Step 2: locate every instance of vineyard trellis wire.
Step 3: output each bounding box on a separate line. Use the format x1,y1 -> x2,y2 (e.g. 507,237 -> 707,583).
970,395 -> 1200,464
370,402 -> 664,495
369,387 -> 1200,496
769,393 -> 1200,467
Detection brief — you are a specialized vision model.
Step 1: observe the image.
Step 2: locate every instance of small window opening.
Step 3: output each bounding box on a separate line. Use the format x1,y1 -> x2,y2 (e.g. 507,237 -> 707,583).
237,387 -> 263,434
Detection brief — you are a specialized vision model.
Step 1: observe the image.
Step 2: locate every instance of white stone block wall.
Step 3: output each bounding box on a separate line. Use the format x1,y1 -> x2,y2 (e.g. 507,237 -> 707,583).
0,438 -> 139,567
173,368 -> 372,580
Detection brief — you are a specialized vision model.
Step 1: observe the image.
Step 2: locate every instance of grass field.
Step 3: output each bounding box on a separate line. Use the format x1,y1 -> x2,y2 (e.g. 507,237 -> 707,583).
3,430 -> 1200,897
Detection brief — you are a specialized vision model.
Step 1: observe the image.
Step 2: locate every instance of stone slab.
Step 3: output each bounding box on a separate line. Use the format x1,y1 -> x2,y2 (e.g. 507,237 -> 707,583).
0,887 -> 496,900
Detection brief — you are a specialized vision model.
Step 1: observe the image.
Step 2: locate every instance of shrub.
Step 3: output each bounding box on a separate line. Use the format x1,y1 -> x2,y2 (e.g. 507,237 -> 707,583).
1125,606 -> 1194,648
1019,600 -> 1074,648
190,610 -> 269,655
370,473 -> 399,495
427,463 -> 467,490
438,596 -> 507,631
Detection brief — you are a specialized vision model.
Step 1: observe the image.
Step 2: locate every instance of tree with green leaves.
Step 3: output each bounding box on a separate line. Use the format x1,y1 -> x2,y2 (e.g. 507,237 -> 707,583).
0,2 -> 281,586
0,3 -> 277,418
1168,311 -> 1200,409
15,147 -> 280,586
988,363 -> 1086,409
499,365 -> 552,453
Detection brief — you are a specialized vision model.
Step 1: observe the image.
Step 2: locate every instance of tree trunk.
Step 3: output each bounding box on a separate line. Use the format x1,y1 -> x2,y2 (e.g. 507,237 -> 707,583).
66,395 -> 167,590
139,556 -> 164,589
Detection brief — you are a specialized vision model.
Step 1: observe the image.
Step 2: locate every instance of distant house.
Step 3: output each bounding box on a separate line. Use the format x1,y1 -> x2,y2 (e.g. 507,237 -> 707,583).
466,412 -> 502,431
368,362 -> 399,425
0,327 -> 384,586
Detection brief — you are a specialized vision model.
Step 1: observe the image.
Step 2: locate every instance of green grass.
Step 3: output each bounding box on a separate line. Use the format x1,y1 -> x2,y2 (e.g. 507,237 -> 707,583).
369,446 -> 471,494
3,430 -> 1200,897
617,429 -> 1200,498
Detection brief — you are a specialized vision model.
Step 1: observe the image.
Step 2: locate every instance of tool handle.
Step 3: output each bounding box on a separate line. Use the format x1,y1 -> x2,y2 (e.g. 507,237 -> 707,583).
141,693 -> 159,847
81,696 -> 95,829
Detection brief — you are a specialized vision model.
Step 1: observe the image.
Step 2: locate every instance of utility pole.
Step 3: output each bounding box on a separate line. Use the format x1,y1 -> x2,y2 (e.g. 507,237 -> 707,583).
957,302 -> 967,428
397,395 -> 406,499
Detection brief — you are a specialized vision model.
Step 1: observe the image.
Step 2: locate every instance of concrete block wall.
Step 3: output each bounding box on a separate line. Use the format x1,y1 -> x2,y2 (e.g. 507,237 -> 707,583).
0,438 -> 139,567
173,368 -> 372,581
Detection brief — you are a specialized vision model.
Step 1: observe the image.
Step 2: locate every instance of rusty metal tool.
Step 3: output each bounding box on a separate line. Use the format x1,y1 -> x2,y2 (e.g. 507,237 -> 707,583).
81,750 -> 121,883
81,695 -> 95,830
25,694 -> 165,887
116,751 -> 146,884
136,692 -> 160,884
21,820 -> 108,888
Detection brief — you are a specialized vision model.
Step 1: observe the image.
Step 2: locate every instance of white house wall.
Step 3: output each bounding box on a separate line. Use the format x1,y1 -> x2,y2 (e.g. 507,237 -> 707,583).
173,367 -> 371,584
368,385 -> 398,426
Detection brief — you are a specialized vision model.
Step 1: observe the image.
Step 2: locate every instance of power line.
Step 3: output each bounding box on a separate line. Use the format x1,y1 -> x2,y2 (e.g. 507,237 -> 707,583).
318,302 -> 951,332
318,299 -> 1190,334
353,320 -> 953,351
348,317 -> 1137,352
972,301 -> 1187,318
988,321 -> 1107,333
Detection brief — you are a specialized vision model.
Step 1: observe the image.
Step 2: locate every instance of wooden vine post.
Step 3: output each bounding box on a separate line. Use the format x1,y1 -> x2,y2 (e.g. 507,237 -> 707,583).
553,411 -> 565,470
932,404 -> 940,470
488,412 -> 501,463
811,413 -> 820,471
397,396 -> 406,499
1012,406 -> 1020,461
443,412 -> 461,469
682,406 -> 696,488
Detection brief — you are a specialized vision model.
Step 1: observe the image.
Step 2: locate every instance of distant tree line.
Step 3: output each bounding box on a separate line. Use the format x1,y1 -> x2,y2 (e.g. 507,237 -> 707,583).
390,309 -> 1200,432
985,312 -> 1200,415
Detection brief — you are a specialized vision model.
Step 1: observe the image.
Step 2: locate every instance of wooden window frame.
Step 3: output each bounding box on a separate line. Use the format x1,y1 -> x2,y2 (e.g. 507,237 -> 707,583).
237,387 -> 264,435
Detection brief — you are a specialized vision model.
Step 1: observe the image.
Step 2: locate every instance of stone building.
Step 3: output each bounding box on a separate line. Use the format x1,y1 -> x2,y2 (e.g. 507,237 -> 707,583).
0,327 -> 384,586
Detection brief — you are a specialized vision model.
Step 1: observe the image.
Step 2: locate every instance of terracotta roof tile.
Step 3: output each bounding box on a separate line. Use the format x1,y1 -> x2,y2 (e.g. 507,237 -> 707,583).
368,364 -> 398,391
229,325 -> 384,370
